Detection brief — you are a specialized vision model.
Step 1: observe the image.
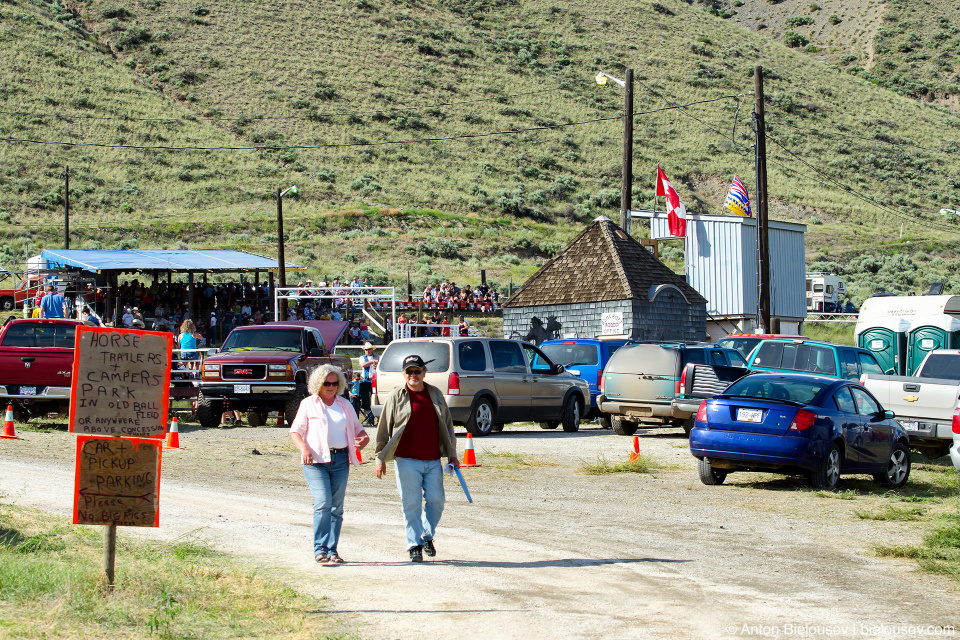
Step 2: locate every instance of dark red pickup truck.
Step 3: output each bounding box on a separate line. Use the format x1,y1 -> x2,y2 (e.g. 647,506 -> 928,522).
196,322 -> 353,428
0,318 -> 82,420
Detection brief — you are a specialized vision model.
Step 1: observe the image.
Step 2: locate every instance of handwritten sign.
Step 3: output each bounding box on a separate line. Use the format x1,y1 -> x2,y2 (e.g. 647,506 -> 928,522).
69,326 -> 172,438
73,436 -> 162,527
601,311 -> 624,335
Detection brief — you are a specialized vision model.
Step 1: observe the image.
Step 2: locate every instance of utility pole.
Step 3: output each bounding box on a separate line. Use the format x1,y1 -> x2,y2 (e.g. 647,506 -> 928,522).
754,66 -> 771,333
63,166 -> 70,249
276,188 -> 287,321
621,68 -> 634,234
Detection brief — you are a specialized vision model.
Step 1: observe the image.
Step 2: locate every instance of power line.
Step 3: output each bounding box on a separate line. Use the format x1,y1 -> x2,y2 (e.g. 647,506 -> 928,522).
0,88 -> 564,125
0,94 -> 747,152
766,115 -> 960,157
765,131 -> 959,235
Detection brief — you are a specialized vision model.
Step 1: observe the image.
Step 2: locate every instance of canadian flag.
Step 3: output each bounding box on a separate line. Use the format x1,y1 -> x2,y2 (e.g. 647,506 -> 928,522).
656,165 -> 687,237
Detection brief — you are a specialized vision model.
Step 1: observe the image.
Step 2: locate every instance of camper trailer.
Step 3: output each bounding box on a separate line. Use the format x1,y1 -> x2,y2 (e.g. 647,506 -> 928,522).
806,273 -> 846,312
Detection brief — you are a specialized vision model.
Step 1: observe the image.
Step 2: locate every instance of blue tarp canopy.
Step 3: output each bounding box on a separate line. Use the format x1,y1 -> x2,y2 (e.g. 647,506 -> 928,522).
40,250 -> 302,274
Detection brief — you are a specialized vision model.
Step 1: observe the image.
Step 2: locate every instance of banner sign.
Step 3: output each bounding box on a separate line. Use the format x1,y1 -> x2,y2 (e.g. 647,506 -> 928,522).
69,327 -> 172,439
73,436 -> 162,527
600,312 -> 624,335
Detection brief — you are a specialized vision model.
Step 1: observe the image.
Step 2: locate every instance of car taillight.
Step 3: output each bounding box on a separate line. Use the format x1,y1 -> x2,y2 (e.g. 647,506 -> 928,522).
953,407 -> 960,434
679,366 -> 687,395
371,368 -> 377,394
696,400 -> 707,423
448,371 -> 460,395
789,408 -> 816,431
597,369 -> 603,389
674,376 -> 681,395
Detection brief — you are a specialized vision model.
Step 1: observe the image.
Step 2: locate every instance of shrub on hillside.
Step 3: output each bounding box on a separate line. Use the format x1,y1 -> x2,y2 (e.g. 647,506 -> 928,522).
350,174 -> 381,195
115,26 -> 151,49
786,16 -> 815,28
101,6 -> 132,19
784,31 -> 808,48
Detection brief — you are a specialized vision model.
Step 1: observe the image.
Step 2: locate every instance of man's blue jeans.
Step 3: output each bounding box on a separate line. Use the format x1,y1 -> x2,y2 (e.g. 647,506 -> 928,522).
302,450 -> 350,556
394,457 -> 445,550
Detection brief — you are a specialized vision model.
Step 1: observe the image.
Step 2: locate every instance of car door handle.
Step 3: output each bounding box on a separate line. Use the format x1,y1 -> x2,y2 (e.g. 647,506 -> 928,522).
21,357 -> 34,363
903,383 -> 920,392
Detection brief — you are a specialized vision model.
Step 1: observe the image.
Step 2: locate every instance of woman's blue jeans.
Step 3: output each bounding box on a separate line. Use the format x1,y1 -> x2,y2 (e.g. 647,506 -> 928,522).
302,450 -> 349,556
393,457 -> 445,550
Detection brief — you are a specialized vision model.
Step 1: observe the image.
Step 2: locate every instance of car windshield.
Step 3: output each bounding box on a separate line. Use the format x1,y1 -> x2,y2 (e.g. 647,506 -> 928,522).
722,377 -> 830,405
716,338 -> 761,359
219,329 -> 302,352
379,341 -> 451,372
917,354 -> 960,381
539,343 -> 598,366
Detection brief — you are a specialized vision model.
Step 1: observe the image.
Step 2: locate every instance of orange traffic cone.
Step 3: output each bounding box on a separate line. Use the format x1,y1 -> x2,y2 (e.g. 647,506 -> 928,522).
1,405 -> 19,440
166,416 -> 180,449
628,436 -> 640,462
461,433 -> 481,467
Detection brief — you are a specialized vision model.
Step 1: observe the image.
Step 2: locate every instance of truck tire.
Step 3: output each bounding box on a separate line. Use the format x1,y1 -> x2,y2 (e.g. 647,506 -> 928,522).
680,415 -> 696,436
539,421 -> 559,429
196,391 -> 222,429
0,296 -> 13,312
598,415 -> 611,429
698,458 -> 728,485
561,396 -> 582,432
466,397 -> 495,437
611,415 -> 638,436
245,410 -> 268,428
284,382 -> 308,427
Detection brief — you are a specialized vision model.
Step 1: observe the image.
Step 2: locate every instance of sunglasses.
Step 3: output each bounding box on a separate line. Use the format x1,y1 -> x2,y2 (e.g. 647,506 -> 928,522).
322,381 -> 339,387
404,368 -> 423,376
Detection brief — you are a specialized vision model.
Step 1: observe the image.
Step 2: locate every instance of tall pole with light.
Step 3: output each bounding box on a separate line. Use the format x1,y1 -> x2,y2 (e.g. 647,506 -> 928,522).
276,185 -> 298,321
596,69 -> 634,234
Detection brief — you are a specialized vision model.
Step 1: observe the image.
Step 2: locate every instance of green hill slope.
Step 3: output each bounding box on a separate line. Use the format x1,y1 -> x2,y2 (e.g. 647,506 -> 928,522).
1,0 -> 959,296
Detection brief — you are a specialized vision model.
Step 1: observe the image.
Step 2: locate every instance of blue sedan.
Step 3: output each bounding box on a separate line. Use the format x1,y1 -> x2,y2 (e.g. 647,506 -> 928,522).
689,373 -> 911,490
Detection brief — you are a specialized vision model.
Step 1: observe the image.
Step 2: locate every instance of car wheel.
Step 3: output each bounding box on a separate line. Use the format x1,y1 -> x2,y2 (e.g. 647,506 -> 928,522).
539,421 -> 559,430
466,397 -> 495,437
492,423 -> 505,432
196,391 -> 222,429
810,443 -> 841,490
874,442 -> 911,489
245,410 -> 268,428
561,396 -> 581,432
0,296 -> 13,312
598,415 -> 611,429
611,415 -> 638,436
284,382 -> 309,427
697,458 -> 727,485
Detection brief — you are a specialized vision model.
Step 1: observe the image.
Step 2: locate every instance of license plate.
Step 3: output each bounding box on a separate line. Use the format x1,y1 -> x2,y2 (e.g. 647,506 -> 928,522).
737,408 -> 763,423
234,384 -> 251,394
21,386 -> 36,396
901,421 -> 919,431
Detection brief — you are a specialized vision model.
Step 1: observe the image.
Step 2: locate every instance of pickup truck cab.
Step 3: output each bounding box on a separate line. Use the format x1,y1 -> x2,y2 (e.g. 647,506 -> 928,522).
197,322 -> 352,428
862,349 -> 960,459
0,318 -> 82,420
538,338 -> 629,422
598,342 -> 748,436
747,339 -> 884,381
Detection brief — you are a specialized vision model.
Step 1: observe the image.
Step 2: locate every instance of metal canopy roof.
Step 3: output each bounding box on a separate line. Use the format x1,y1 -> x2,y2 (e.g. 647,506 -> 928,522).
40,249 -> 303,274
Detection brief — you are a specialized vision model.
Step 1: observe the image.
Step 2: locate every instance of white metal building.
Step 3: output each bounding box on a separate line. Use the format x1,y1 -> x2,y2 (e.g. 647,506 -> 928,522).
633,210 -> 807,339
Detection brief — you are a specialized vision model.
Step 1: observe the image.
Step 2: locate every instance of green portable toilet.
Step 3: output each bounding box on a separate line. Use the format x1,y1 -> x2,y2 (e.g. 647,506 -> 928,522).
856,318 -> 908,375
906,313 -> 960,375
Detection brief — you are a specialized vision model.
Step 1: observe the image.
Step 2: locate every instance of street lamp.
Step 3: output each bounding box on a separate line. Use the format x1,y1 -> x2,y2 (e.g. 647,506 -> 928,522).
276,185 -> 298,320
596,69 -> 634,234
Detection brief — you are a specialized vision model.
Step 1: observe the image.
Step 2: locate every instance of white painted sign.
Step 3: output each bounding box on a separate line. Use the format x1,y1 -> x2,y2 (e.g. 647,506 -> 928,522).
601,312 -> 624,335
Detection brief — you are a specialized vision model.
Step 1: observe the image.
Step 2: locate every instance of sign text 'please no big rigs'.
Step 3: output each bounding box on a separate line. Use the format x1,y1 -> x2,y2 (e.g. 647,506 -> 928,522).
73,435 -> 161,527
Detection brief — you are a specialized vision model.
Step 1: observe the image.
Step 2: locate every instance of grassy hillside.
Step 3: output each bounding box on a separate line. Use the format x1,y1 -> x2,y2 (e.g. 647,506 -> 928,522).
1,0 -> 959,294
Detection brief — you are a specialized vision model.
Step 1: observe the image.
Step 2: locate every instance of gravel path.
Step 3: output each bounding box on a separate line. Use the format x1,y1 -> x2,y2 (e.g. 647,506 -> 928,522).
2,421 -> 958,639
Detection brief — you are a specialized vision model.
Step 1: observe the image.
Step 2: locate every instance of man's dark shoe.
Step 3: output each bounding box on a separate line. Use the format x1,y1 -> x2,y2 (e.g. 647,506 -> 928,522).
409,546 -> 423,562
422,539 -> 436,557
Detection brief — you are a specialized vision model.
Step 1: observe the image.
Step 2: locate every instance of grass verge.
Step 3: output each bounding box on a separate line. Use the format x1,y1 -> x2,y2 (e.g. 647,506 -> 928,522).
0,504 -> 345,639
581,453 -> 675,475
482,451 -> 556,470
854,505 -> 928,521
875,512 -> 960,580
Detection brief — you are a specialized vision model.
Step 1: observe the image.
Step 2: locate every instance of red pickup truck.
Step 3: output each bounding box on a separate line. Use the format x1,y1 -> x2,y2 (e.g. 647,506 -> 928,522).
0,318 -> 82,420
196,322 -> 353,428
0,272 -> 43,312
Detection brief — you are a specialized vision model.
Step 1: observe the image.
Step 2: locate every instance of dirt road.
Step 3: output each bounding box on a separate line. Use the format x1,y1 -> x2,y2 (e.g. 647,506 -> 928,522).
2,423 -> 957,639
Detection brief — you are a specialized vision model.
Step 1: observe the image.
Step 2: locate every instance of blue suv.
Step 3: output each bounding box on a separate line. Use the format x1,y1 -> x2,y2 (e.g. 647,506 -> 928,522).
538,338 -> 629,424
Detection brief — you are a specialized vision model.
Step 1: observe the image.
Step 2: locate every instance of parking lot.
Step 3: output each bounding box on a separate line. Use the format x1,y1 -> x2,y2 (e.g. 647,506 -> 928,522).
2,419 -> 958,639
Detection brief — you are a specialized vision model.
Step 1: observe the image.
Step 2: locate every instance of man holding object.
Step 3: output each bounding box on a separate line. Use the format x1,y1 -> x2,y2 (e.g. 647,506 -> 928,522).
375,354 -> 459,562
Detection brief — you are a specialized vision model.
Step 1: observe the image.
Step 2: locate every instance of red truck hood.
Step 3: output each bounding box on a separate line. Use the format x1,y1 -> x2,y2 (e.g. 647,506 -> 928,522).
204,351 -> 299,365
270,320 -> 350,350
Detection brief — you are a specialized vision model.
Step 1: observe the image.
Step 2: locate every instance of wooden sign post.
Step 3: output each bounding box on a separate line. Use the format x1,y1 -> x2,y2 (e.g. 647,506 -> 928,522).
69,326 -> 172,588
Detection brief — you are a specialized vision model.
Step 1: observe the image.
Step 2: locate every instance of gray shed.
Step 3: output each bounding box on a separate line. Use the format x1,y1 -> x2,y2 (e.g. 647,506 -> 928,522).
502,217 -> 707,344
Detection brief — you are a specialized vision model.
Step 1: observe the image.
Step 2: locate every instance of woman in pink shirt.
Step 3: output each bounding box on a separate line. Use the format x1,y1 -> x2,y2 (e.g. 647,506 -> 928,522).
290,364 -> 370,564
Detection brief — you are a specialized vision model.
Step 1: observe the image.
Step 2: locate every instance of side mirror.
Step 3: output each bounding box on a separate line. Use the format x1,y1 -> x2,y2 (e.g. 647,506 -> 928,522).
884,410 -> 895,420
554,364 -> 565,374
206,348 -> 218,356
309,348 -> 326,357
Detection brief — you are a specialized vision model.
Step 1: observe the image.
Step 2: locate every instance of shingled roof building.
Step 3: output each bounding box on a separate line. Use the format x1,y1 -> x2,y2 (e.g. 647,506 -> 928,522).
502,217 -> 707,344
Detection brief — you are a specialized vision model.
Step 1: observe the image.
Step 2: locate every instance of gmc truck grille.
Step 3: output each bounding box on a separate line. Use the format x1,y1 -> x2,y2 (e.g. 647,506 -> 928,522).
221,365 -> 267,380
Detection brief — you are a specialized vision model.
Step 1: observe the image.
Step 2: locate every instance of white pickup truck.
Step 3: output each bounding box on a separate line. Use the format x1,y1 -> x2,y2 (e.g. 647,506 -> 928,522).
862,350 -> 960,461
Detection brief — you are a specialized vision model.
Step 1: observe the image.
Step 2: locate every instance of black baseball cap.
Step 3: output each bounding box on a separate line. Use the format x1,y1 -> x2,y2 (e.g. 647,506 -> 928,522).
402,355 -> 434,370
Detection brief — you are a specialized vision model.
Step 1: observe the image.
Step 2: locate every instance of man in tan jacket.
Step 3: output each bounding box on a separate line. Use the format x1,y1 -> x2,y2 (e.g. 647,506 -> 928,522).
375,354 -> 459,562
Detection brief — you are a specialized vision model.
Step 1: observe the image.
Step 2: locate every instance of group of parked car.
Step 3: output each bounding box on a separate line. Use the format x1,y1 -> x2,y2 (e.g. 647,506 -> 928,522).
3,315 -> 958,492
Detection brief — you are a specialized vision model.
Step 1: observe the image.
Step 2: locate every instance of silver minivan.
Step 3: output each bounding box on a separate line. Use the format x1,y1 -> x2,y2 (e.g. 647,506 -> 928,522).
371,337 -> 590,436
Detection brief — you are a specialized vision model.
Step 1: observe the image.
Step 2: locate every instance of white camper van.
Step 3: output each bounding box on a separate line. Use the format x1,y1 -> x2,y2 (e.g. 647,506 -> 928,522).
806,273 -> 846,312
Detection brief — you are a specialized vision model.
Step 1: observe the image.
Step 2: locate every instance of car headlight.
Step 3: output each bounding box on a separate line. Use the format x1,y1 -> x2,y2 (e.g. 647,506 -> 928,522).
268,364 -> 287,371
